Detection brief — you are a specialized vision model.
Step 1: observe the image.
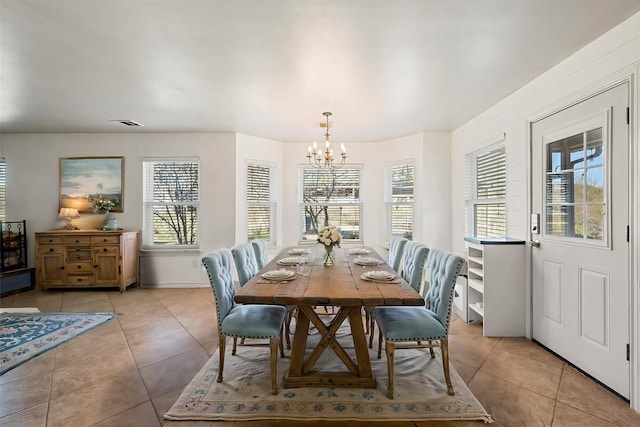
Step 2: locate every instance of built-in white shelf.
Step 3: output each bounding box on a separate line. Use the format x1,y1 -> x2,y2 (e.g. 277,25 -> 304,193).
464,237 -> 526,337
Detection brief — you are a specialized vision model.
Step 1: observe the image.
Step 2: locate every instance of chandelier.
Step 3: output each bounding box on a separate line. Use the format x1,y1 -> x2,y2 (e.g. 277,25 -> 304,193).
307,112 -> 347,169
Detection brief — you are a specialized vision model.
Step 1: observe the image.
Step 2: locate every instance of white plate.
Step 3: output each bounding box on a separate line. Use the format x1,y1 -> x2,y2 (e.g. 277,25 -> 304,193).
277,256 -> 303,266
354,256 -> 381,266
349,248 -> 370,255
262,269 -> 295,280
288,248 -> 311,255
362,270 -> 396,281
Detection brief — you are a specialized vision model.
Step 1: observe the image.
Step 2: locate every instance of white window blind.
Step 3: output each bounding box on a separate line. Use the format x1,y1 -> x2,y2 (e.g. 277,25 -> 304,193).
0,157 -> 5,222
299,166 -> 362,242
142,158 -> 199,248
384,161 -> 414,240
466,146 -> 506,238
247,162 -> 276,244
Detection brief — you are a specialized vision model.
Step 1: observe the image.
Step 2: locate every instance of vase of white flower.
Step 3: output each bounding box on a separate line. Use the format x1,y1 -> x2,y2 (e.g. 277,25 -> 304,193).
317,225 -> 341,267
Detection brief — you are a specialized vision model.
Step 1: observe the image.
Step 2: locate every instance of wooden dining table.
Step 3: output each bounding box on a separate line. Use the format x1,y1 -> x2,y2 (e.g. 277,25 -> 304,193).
234,246 -> 425,389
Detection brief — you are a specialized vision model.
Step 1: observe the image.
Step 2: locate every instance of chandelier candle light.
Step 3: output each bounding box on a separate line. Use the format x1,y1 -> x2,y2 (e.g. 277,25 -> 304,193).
307,112 -> 347,169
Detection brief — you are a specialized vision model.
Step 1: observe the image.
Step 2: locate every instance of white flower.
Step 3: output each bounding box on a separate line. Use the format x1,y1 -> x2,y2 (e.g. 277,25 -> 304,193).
317,226 -> 341,248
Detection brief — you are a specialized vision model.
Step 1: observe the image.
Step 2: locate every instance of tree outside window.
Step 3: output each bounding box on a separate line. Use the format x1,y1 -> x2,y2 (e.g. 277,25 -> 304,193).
300,167 -> 361,242
142,159 -> 199,248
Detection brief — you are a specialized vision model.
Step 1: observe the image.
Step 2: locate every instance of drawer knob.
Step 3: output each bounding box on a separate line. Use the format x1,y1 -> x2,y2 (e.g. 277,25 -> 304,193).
49,248 -> 54,252
104,248 -> 108,252
77,265 -> 82,269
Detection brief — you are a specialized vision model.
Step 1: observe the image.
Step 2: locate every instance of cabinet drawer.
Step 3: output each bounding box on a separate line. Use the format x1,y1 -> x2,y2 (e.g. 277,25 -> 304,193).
66,275 -> 95,286
37,236 -> 64,245
92,235 -> 119,245
38,245 -> 64,255
63,236 -> 92,245
67,261 -> 93,274
66,248 -> 92,260
93,246 -> 119,255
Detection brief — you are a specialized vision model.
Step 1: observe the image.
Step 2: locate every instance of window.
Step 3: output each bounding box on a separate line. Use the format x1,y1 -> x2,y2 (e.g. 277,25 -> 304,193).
466,145 -> 506,238
142,158 -> 199,248
299,166 -> 362,242
246,162 -> 276,244
0,157 -> 5,222
385,161 -> 414,240
545,126 -> 605,241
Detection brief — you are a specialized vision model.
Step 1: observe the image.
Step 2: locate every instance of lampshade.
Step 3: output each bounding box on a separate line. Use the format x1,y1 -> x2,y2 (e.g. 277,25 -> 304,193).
59,208 -> 80,219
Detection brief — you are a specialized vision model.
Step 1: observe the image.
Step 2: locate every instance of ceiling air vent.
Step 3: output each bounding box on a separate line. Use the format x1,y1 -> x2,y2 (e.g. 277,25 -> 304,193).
110,119 -> 143,127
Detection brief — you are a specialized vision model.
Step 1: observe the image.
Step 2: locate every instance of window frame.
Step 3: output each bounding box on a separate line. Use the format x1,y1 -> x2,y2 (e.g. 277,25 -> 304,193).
465,142 -> 507,239
297,164 -> 363,244
142,157 -> 200,250
384,159 -> 415,241
541,112 -> 611,248
246,160 -> 277,245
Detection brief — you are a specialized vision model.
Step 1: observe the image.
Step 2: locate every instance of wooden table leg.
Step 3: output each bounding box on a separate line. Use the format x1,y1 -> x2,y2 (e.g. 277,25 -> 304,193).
287,304 -> 311,377
283,305 -> 376,389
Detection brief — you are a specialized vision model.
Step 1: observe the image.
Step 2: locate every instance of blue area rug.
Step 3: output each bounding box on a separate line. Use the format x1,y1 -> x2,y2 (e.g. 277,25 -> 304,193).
0,312 -> 117,375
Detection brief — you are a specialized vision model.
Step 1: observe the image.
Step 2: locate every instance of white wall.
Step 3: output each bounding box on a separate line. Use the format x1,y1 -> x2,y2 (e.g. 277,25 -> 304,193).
450,11 -> 640,257
449,10 -> 640,410
421,132 -> 451,251
2,130 -> 452,285
2,132 -> 236,287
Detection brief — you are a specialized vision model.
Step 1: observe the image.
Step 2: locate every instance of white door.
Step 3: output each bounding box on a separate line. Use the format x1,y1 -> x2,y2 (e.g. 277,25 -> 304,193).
531,82 -> 630,397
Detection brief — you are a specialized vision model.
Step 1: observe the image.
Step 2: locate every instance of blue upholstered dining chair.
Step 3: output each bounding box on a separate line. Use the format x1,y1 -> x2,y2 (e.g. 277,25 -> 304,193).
365,236 -> 408,333
388,237 -> 409,272
232,242 -> 294,348
202,248 -> 287,395
373,248 -> 465,398
400,241 -> 429,292
251,239 -> 269,270
367,242 -> 429,346
231,242 -> 259,287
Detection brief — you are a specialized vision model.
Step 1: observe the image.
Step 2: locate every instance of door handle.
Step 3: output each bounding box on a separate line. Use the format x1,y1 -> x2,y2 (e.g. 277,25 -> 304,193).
529,240 -> 540,248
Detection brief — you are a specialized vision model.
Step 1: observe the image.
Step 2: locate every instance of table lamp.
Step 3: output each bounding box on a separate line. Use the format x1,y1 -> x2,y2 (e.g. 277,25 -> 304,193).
59,208 -> 80,230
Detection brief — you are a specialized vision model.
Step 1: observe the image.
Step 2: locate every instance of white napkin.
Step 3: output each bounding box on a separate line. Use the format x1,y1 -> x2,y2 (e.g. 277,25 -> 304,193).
262,269 -> 295,280
349,248 -> 370,255
288,248 -> 311,255
277,256 -> 303,265
354,256 -> 381,266
361,270 -> 396,282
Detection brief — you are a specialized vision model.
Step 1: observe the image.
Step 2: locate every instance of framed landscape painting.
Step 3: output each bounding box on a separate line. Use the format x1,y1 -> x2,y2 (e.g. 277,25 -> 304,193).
59,156 -> 124,213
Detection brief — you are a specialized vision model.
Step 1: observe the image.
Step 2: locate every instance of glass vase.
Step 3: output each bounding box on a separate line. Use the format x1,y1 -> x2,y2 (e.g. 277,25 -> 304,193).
323,246 -> 335,267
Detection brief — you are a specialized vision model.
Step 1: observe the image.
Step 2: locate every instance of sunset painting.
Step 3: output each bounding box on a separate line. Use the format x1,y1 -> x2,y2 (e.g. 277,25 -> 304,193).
59,157 -> 124,213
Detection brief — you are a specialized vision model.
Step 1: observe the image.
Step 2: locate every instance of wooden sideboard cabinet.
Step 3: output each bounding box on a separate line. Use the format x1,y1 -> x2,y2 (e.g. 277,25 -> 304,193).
35,230 -> 139,292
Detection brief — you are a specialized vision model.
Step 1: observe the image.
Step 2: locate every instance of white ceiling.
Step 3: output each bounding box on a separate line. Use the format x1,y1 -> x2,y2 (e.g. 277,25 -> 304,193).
2,0 -> 640,141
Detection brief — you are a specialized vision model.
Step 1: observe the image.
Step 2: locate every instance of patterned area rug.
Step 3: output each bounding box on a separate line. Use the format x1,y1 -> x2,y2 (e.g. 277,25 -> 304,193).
0,312 -> 117,375
165,326 -> 492,423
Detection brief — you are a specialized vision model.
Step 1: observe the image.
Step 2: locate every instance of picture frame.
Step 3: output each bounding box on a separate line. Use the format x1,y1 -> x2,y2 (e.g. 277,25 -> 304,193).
59,156 -> 124,213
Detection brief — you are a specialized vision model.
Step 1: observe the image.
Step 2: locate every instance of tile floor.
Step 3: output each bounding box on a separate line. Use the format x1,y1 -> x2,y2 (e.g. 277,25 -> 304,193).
1,287 -> 640,427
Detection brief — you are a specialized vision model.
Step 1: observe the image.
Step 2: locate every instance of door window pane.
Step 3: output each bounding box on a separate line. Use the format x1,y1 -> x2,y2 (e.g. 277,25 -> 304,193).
586,204 -> 604,240
586,167 -> 604,203
545,126 -> 605,242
